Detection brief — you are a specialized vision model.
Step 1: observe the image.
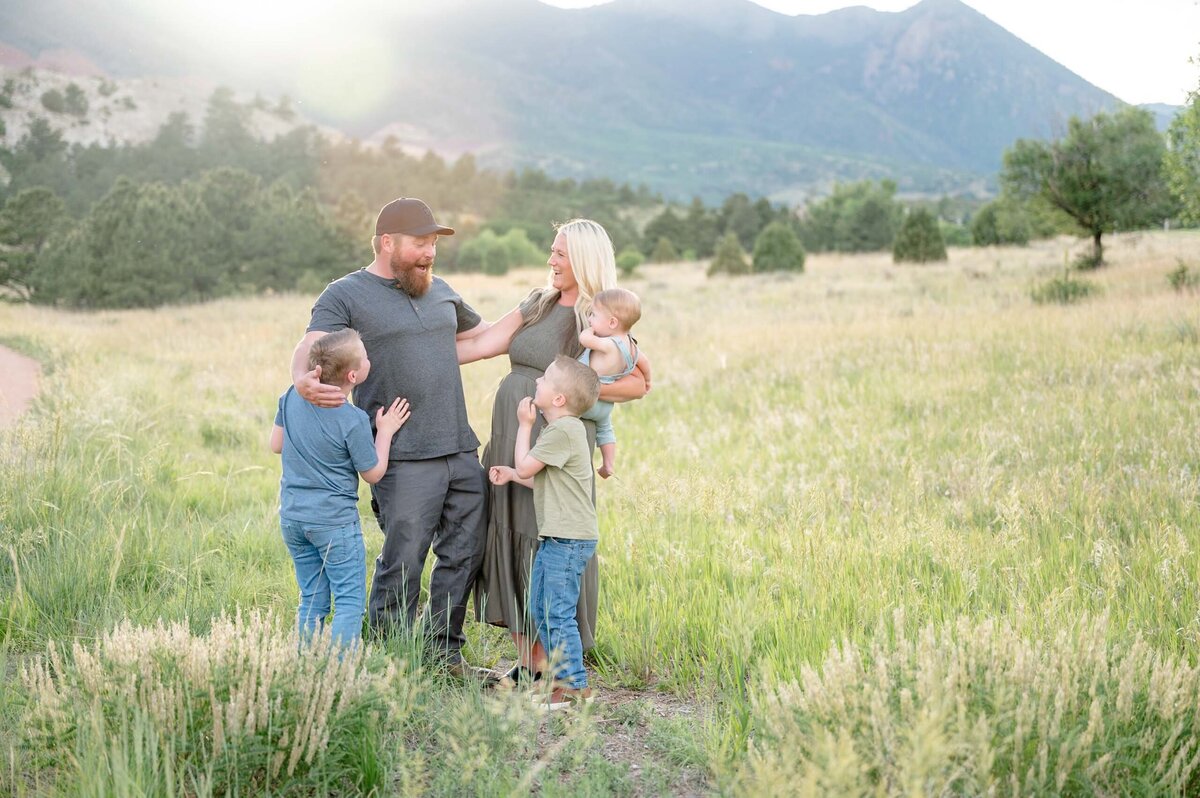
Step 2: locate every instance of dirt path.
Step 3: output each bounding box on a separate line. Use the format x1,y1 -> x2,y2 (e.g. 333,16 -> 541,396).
0,343 -> 40,427
585,685 -> 711,796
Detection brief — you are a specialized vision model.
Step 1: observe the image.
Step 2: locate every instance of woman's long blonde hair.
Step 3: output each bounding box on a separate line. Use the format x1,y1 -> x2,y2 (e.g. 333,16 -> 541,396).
519,218 -> 618,355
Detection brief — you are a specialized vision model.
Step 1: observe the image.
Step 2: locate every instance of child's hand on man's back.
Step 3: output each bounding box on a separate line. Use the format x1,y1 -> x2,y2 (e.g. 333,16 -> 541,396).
376,397 -> 411,436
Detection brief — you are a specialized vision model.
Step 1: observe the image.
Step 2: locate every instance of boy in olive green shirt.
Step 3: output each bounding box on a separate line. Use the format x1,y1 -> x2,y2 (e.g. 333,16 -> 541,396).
489,355 -> 601,710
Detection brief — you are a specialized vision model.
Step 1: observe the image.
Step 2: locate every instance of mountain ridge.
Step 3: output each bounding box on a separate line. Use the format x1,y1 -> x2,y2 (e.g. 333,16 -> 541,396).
0,0 -> 1150,200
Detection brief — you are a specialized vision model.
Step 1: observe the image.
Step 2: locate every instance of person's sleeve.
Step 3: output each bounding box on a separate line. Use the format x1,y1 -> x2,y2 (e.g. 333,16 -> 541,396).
518,289 -> 544,321
346,411 -> 380,474
307,283 -> 351,334
529,424 -> 570,468
453,293 -> 483,333
274,395 -> 284,427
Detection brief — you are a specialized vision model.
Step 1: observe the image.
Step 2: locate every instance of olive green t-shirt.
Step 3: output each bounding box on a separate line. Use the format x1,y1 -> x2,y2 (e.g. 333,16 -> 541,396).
530,416 -> 597,540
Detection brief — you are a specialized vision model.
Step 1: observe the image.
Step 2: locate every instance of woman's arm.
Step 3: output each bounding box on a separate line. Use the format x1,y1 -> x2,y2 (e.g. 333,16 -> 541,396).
633,349 -> 651,392
598,353 -> 651,403
457,308 -> 524,364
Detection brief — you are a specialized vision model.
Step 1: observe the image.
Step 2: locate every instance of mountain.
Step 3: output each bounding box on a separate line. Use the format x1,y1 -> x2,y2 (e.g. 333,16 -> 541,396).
0,0 -> 1129,201
0,64 -> 341,154
1140,103 -> 1184,132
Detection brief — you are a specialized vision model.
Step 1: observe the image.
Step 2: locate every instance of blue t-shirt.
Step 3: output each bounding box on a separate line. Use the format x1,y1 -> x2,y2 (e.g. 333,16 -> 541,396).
275,386 -> 378,525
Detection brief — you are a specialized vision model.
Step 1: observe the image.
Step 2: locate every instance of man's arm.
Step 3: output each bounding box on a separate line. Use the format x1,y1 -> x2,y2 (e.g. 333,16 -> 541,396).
291,330 -> 346,408
269,424 -> 284,454
457,308 -> 524,364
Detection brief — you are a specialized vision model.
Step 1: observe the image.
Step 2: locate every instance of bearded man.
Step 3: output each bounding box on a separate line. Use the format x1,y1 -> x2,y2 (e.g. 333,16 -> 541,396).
291,197 -> 488,671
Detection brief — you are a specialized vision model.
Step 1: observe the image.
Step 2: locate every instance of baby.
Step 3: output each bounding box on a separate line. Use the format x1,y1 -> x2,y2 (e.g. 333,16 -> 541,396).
578,288 -> 649,478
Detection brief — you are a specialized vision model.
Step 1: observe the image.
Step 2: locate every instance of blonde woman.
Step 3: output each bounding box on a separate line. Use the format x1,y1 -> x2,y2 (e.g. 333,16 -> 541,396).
457,219 -> 648,684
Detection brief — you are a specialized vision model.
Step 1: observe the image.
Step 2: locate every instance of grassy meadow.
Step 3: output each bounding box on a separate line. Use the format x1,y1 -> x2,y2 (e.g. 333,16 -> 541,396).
1,230 -> 1199,795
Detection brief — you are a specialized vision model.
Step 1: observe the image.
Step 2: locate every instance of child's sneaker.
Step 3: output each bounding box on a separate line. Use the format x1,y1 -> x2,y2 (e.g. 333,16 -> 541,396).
530,684 -> 596,712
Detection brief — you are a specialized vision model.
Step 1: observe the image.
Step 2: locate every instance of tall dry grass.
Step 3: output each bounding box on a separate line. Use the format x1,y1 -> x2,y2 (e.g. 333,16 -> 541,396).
739,612 -> 1200,795
1,230 -> 1198,794
21,611 -> 416,795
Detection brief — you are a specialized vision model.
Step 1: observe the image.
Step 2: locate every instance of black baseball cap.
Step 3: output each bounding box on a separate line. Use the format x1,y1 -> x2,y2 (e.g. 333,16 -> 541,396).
375,197 -> 455,237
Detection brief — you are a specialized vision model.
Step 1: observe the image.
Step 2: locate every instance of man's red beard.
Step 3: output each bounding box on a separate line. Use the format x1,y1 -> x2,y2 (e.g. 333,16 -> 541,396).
390,250 -> 433,297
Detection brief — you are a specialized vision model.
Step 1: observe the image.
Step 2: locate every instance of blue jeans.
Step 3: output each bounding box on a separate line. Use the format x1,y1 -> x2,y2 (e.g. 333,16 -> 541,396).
281,518 -> 367,648
530,536 -> 597,689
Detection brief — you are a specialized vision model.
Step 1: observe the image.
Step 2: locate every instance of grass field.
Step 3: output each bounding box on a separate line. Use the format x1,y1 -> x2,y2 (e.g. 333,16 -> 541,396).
1,231 -> 1199,795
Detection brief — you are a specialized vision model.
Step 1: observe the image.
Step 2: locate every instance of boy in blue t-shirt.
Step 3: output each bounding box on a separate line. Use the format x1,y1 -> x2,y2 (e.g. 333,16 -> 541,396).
270,328 -> 409,648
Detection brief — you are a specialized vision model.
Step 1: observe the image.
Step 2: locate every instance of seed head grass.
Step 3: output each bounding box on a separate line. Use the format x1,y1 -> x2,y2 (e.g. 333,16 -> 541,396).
0,230 -> 1198,793
19,611 -> 418,795
738,612 -> 1200,796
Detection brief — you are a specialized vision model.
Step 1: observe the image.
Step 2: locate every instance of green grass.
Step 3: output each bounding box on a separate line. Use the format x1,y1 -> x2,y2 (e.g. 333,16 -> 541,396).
1,230 -> 1198,794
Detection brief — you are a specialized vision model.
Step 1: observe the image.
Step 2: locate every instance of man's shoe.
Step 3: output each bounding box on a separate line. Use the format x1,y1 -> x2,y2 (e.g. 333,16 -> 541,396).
530,685 -> 595,712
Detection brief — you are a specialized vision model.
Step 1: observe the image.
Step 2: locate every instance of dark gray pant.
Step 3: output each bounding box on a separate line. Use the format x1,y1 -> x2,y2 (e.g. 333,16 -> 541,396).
367,452 -> 487,659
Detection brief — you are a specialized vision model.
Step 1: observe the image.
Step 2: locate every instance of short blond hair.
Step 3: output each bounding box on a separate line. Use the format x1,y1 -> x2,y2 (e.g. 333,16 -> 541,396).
308,329 -> 365,386
548,355 -> 601,416
593,288 -> 641,331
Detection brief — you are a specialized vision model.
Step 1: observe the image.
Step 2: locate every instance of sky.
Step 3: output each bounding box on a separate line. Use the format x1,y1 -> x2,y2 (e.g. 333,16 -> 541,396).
541,0 -> 1200,106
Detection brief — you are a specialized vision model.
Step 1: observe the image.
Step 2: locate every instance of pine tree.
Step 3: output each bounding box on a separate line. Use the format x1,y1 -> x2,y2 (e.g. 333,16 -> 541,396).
649,236 -> 678,263
707,231 -> 750,276
892,208 -> 948,263
752,221 -> 806,273
0,187 -> 66,299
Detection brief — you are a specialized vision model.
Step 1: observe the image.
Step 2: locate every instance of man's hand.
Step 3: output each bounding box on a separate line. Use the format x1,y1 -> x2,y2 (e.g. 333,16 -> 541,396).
598,464 -> 614,479
375,397 -> 411,437
517,396 -> 537,426
297,365 -> 347,408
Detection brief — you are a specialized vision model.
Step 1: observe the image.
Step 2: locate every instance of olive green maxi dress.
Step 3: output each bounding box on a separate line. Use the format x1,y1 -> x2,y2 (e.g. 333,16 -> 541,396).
474,297 -> 599,649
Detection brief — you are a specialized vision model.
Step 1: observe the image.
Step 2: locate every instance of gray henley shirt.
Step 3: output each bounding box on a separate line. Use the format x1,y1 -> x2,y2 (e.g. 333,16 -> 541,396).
307,269 -> 482,461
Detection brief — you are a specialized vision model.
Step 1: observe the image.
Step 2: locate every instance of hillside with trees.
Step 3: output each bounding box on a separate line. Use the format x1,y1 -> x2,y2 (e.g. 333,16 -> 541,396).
0,65 -> 1190,309
0,0 -> 1140,201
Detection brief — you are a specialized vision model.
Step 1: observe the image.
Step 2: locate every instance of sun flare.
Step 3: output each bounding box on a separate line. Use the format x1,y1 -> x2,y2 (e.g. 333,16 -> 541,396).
179,0 -> 333,40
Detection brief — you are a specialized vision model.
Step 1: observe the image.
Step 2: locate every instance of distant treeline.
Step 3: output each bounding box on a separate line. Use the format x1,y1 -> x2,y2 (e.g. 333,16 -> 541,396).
0,87 -> 667,307
0,87 -> 1195,307
674,104 -> 1193,274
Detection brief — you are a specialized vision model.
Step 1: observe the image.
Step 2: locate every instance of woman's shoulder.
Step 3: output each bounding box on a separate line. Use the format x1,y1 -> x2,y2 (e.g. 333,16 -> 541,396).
518,287 -> 553,318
